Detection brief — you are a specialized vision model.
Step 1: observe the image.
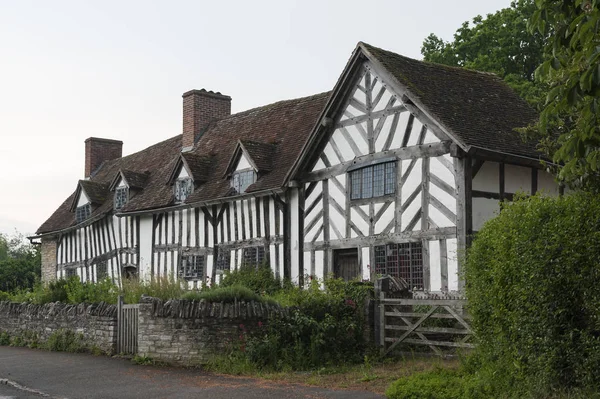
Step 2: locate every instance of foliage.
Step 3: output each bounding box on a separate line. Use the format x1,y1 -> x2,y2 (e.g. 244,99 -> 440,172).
181,285 -> 276,304
219,263 -> 283,296
65,277 -> 119,304
0,291 -> 9,301
121,275 -> 186,304
45,329 -> 85,352
421,0 -> 546,105
242,278 -> 373,371
527,0 -> 600,190
464,192 -> 600,395
0,331 -> 10,346
385,367 -> 479,399
0,232 -> 41,292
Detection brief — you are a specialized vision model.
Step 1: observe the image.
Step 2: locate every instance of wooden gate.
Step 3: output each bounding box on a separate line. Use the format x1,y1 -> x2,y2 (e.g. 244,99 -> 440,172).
333,248 -> 359,281
117,296 -> 139,355
379,293 -> 474,356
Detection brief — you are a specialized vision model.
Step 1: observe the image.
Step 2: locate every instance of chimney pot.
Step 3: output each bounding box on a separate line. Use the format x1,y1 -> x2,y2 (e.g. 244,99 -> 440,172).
84,137 -> 123,178
182,89 -> 231,150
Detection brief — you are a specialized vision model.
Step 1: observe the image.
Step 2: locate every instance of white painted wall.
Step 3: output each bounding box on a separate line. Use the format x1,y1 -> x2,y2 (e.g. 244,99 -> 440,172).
235,153 -> 253,171
77,190 -> 90,207
139,215 -> 153,280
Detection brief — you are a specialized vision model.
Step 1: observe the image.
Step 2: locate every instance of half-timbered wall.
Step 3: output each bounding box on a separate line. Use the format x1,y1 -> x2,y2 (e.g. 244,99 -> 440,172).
55,214 -> 140,286
302,63 -> 460,292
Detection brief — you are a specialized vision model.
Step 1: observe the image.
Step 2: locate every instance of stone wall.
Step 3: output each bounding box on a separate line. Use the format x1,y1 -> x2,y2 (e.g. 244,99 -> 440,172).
0,301 -> 117,353
40,238 -> 57,283
138,297 -> 286,365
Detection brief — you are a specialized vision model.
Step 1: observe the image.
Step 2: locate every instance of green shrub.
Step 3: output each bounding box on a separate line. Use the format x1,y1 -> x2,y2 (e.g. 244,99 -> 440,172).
181,285 -> 275,304
45,329 -> 85,352
66,277 -> 118,304
220,263 -> 282,295
0,331 -> 10,345
0,291 -> 9,301
385,368 -> 481,399
465,192 -> 600,395
121,275 -> 186,304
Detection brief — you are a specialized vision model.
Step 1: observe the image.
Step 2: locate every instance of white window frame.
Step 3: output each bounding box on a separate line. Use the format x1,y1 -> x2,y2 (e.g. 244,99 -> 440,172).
114,186 -> 129,210
231,168 -> 256,194
175,177 -> 193,203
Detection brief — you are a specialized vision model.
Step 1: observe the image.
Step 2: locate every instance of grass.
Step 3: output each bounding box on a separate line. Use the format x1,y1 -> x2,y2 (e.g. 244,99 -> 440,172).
205,356 -> 460,395
181,285 -> 277,304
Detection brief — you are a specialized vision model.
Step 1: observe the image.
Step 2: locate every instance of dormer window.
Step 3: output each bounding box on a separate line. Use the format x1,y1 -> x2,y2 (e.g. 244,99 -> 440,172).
76,203 -> 91,223
114,186 -> 128,210
175,177 -> 193,203
232,169 -> 256,194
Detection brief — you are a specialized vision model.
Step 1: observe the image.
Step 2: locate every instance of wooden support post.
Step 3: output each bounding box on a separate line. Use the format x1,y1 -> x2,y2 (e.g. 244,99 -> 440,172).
454,156 -> 472,292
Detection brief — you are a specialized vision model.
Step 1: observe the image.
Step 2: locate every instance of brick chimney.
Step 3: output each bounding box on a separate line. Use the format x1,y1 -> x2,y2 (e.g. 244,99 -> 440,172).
85,137 -> 123,178
182,89 -> 231,150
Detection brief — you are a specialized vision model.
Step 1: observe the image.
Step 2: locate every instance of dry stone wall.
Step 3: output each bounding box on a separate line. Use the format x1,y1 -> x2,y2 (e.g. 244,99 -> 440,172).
0,301 -> 117,353
138,297 -> 286,365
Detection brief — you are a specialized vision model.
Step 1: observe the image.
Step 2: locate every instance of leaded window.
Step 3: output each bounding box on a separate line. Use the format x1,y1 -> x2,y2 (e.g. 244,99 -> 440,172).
242,246 -> 265,266
179,255 -> 204,280
65,268 -> 77,278
75,203 -> 91,223
215,250 -> 231,272
96,261 -> 108,280
350,161 -> 396,200
114,186 -> 128,210
232,169 -> 256,194
374,242 -> 423,290
175,177 -> 193,203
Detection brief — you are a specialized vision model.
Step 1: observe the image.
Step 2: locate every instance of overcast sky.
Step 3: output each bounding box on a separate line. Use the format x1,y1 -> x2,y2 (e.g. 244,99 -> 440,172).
0,0 -> 512,237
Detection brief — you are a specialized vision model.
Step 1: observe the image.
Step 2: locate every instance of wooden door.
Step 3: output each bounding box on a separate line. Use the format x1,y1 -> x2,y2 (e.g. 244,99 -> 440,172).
334,248 -> 359,281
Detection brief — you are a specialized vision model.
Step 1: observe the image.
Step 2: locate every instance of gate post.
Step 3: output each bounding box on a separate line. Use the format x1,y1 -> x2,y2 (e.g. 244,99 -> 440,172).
374,278 -> 386,351
117,295 -> 123,354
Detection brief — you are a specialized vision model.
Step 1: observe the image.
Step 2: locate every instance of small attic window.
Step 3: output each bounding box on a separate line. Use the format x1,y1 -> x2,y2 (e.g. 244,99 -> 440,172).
175,177 -> 193,203
76,203 -> 91,223
232,169 -> 256,193
114,186 -> 129,210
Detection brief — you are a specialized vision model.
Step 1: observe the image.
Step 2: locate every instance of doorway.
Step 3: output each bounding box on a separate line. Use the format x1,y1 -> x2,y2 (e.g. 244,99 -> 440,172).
333,248 -> 360,281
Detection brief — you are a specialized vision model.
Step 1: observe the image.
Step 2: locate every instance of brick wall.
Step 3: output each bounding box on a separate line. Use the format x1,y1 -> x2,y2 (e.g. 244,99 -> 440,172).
182,89 -> 231,149
85,137 -> 123,177
0,301 -> 117,353
40,238 -> 57,283
137,297 -> 284,365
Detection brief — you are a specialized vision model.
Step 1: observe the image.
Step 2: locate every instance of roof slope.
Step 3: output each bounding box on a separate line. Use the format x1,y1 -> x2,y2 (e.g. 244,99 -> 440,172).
361,43 -> 540,159
37,92 -> 329,235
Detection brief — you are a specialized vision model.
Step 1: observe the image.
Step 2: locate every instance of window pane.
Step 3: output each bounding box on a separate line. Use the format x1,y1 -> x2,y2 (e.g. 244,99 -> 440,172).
373,163 -> 385,197
115,187 -> 128,209
351,170 -> 361,199
216,250 -> 231,271
96,261 -> 108,280
374,245 -> 386,275
76,204 -> 91,223
179,255 -> 204,280
361,167 -> 372,198
385,162 -> 396,195
175,178 -> 193,202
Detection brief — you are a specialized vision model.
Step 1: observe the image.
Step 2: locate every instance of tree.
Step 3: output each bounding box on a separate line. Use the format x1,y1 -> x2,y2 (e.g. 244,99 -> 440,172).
528,0 -> 600,190
421,0 -> 547,105
0,232 -> 41,292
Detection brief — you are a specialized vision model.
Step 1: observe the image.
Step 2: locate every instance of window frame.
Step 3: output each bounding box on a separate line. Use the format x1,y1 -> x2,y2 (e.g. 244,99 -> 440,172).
231,168 -> 257,194
374,242 -> 424,290
179,255 -> 204,280
349,161 -> 396,201
96,261 -> 108,281
174,177 -> 194,203
242,246 -> 266,266
114,186 -> 129,210
75,203 -> 91,223
215,250 -> 231,273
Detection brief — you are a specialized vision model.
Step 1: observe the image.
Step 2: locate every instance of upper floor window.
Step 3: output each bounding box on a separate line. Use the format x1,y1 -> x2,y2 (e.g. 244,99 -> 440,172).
175,177 -> 193,203
232,169 -> 256,194
350,161 -> 396,200
75,203 -> 91,223
374,242 -> 423,290
114,186 -> 128,210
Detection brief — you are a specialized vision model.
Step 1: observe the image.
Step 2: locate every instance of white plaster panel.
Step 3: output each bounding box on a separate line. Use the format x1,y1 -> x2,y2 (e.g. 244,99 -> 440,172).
537,169 -> 560,195
429,204 -> 455,228
346,124 -> 369,155
401,193 -> 421,231
236,201 -> 244,241
328,179 -> 345,209
117,178 -> 126,188
235,153 -> 252,171
473,161 -> 499,192
472,197 -> 499,231
269,244 -> 277,273
447,238 -> 459,291
429,183 -> 456,213
303,251 -> 311,280
304,215 -> 322,242
401,158 -> 422,200
315,250 -> 324,280
505,164 -> 531,194
351,208 -> 369,235
389,111 -> 409,150
206,255 -> 214,286
373,87 -> 394,113
323,143 -> 340,165
362,247 -> 370,281
374,114 -> 395,153
178,166 -> 190,178
290,189 -> 301,284
279,245 -> 285,282
407,117 -> 424,147
374,204 -> 394,234
331,130 -> 354,163
422,130 -> 439,144
329,205 -> 345,240
353,86 -> 367,107
269,198 -> 276,238
429,240 -> 441,292
77,190 -> 90,207
430,156 -> 455,187
312,158 -> 326,172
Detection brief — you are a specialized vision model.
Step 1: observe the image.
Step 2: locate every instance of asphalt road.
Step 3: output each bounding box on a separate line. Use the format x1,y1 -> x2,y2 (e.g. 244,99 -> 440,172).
0,347 -> 382,399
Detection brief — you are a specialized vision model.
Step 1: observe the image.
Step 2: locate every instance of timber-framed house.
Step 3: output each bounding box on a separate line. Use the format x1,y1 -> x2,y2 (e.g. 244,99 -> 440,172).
34,42 -> 560,293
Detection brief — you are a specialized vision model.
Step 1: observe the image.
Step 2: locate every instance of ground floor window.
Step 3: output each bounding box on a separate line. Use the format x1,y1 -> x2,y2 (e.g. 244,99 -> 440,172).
215,250 -> 231,272
65,268 -> 77,278
242,246 -> 265,266
374,242 -> 423,289
179,255 -> 204,280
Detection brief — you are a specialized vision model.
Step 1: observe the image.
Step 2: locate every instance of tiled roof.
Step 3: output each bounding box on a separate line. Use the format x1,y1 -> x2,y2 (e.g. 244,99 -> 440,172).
361,42 -> 540,159
240,140 -> 276,172
36,93 -> 329,234
121,169 -> 150,189
78,180 -> 109,205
